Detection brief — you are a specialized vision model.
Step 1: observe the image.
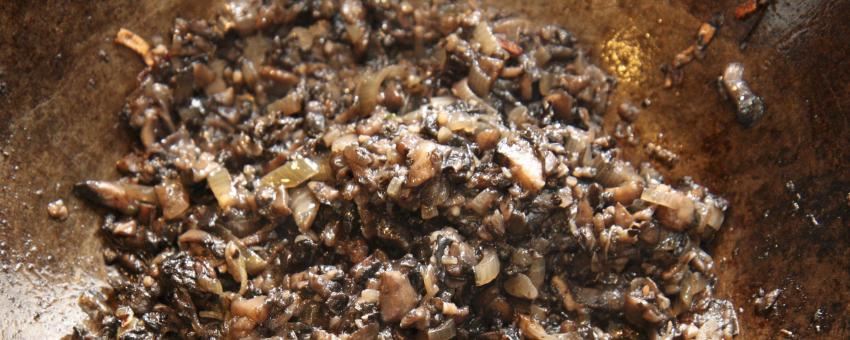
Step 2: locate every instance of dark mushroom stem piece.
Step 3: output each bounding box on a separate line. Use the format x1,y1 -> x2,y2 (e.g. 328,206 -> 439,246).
720,62 -> 765,127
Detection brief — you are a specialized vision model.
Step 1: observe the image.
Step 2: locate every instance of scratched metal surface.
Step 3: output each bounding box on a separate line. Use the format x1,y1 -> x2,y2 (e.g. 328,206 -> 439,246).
0,0 -> 847,338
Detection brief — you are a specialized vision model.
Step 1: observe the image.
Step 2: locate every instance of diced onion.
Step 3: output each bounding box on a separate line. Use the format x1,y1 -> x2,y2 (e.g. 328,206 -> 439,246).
437,126 -> 453,143
387,177 -> 404,198
527,256 -> 546,289
468,61 -> 493,97
331,134 -> 359,153
467,189 -> 500,216
427,319 -> 457,340
641,184 -> 696,230
474,249 -> 500,286
679,271 -> 707,307
641,184 -> 686,208
474,22 -> 501,56
430,96 -> 456,107
358,288 -> 380,304
444,111 -> 476,133
197,275 -> 223,296
518,314 -> 551,340
290,186 -> 319,232
207,167 -> 237,209
698,198 -> 725,231
451,78 -> 496,114
231,296 -> 270,323
311,156 -> 335,182
422,264 -> 439,298
155,179 -> 189,220
178,229 -> 214,244
504,273 -> 539,300
357,65 -> 406,116
267,91 -> 303,116
225,241 -> 248,294
260,156 -> 321,189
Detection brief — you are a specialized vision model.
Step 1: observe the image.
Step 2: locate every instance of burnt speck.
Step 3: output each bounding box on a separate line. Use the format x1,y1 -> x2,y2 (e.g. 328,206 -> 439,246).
811,306 -> 833,333
98,49 -> 109,63
753,288 -> 781,315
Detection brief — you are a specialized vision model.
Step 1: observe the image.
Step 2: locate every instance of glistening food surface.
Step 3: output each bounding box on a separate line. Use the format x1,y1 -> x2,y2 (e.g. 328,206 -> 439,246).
73,1 -> 738,338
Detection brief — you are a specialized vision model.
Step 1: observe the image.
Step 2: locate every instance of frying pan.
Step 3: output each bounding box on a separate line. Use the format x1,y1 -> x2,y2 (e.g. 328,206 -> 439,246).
1,0 -> 848,338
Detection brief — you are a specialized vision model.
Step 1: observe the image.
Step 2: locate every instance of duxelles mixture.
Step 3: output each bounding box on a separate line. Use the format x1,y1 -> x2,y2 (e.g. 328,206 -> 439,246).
72,1 -> 738,339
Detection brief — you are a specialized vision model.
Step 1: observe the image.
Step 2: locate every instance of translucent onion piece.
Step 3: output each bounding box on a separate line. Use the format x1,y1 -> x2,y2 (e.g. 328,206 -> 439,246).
427,319 -> 457,340
357,65 -> 406,116
504,273 -> 539,300
474,249 -> 500,286
498,140 -> 545,192
197,274 -> 224,296
311,156 -> 335,182
527,256 -> 546,289
331,134 -> 359,153
422,264 -> 439,298
640,184 -> 682,208
358,288 -> 380,304
467,189 -> 500,216
290,186 -> 319,232
473,22 -> 501,56
155,179 -> 189,220
430,96 -> 456,107
679,271 -> 707,307
207,167 -> 237,209
261,156 -> 320,189
231,296 -> 270,323
642,184 -> 696,230
387,177 -> 404,199
267,90 -> 302,116
444,111 -> 476,133
698,198 -> 726,231
178,229 -> 214,244
214,225 -> 268,275
518,314 -> 551,340
468,61 -> 493,97
225,241 -> 248,295
451,78 -> 497,114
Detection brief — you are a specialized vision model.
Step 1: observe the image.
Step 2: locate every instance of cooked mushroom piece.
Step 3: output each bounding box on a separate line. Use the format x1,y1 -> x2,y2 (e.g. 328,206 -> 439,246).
379,270 -> 419,322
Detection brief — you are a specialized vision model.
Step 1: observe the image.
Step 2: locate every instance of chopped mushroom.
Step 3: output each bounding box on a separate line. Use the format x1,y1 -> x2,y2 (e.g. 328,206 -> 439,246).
407,140 -> 441,187
47,199 -> 69,220
624,278 -> 671,328
379,271 -> 419,322
498,140 -> 545,192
